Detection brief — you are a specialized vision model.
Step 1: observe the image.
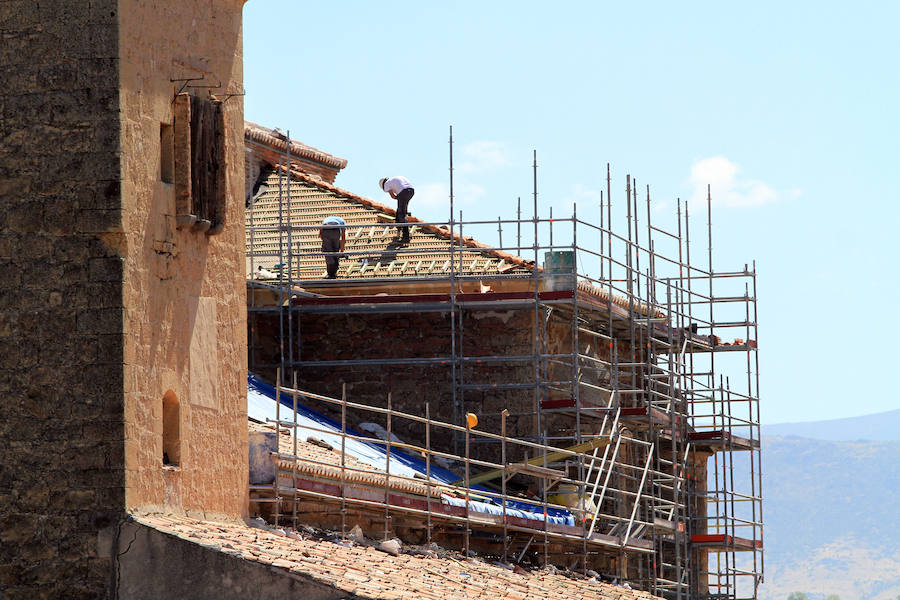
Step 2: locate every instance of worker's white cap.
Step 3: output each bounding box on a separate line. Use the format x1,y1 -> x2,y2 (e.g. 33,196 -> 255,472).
379,177 -> 388,190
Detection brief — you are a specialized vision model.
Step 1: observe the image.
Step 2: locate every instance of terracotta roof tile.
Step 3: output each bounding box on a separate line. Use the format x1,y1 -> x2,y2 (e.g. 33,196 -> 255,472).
133,511 -> 658,600
249,420 -> 449,497
245,122 -> 348,170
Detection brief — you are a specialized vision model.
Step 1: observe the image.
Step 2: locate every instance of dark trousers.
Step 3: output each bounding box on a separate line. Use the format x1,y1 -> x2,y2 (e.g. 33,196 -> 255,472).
395,187 -> 414,240
321,228 -> 342,278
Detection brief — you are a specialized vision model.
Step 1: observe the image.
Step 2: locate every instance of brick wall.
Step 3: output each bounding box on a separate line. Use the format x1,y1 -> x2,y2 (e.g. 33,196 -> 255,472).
0,1 -> 125,597
249,305 -> 627,461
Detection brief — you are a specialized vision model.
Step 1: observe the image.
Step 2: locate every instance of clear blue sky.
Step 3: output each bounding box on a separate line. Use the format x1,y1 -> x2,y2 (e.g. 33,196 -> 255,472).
243,1 -> 899,425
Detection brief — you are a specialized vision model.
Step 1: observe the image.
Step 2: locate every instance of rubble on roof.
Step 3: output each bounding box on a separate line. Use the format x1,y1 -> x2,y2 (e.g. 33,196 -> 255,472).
133,511 -> 660,600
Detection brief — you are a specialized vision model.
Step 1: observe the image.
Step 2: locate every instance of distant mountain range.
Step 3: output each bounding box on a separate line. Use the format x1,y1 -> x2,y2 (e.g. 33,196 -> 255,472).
755,409 -> 900,600
764,409 -> 900,442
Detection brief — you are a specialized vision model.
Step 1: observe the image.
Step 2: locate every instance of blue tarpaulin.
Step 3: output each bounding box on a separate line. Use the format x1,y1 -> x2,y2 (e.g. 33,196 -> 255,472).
247,375 -> 574,526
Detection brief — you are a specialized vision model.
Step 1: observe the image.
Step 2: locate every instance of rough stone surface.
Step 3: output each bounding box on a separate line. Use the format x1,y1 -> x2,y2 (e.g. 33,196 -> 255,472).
117,519 -> 345,600
1,1 -> 247,597
0,3 -> 124,598
117,0 -> 248,520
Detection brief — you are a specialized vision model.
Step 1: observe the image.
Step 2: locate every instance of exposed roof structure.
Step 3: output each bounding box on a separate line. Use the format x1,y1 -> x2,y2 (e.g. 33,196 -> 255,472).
245,166 -> 671,320
246,167 -> 534,281
133,512 -> 659,600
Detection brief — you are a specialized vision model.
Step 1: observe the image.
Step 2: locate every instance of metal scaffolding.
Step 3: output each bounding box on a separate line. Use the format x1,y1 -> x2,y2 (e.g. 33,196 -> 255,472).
245,137 -> 764,600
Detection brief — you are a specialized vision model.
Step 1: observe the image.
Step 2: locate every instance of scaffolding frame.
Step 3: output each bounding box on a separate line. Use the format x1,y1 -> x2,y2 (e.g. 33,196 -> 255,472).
245,141 -> 763,600
253,371 -> 670,556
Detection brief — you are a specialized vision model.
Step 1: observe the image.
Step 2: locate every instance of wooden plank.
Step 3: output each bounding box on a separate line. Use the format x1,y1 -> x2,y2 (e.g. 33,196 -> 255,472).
507,463 -> 566,479
455,437 -> 611,486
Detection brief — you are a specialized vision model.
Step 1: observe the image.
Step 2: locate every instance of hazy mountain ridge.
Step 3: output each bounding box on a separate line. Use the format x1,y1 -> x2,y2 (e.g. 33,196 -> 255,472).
757,412 -> 900,600
764,409 -> 900,442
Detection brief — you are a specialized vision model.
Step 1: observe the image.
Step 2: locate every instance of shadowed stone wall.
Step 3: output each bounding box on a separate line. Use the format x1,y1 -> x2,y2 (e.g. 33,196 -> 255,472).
0,2 -> 124,597
116,522 -> 345,600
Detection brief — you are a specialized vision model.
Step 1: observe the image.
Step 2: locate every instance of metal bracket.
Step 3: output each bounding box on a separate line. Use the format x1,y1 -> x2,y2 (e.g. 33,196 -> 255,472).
170,75 -> 222,96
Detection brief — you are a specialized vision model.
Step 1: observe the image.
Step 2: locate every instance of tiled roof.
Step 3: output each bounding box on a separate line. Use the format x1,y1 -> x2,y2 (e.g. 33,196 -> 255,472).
250,420 -> 448,498
246,167 -> 534,281
245,122 -> 348,170
133,511 -> 659,600
243,141 -> 664,318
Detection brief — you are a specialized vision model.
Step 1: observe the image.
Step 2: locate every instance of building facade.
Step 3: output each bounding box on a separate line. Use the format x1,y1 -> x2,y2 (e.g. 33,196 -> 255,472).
1,2 -> 248,597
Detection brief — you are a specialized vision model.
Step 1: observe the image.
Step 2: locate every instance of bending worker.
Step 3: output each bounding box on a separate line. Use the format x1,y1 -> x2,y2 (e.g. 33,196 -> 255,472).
319,215 -> 346,279
379,176 -> 415,243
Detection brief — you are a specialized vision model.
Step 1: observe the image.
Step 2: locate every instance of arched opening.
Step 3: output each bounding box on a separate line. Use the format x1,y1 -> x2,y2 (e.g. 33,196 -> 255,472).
162,390 -> 180,466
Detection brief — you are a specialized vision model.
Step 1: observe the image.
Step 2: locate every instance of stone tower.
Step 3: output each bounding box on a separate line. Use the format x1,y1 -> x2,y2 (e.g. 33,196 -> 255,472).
0,1 -> 248,597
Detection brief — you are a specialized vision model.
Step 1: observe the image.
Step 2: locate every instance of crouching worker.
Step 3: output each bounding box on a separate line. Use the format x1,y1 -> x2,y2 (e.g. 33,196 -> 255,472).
319,216 -> 347,279
379,176 -> 415,243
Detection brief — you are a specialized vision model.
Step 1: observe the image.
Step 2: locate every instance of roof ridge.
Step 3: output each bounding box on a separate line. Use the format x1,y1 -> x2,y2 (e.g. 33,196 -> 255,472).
245,122 -> 348,170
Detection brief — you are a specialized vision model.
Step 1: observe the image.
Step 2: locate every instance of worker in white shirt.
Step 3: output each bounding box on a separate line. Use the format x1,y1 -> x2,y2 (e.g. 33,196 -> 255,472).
319,216 -> 346,279
378,176 -> 415,243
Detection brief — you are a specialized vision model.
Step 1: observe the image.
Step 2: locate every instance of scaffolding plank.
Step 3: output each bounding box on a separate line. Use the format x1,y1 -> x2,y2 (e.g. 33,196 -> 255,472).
691,534 -> 762,551
688,430 -> 760,451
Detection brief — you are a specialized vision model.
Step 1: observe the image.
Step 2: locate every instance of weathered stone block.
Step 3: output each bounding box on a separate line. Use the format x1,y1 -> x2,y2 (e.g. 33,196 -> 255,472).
0,340 -> 23,369
7,202 -> 43,233
16,484 -> 51,512
43,199 -> 77,235
0,1 -> 37,29
0,261 -> 21,288
16,234 -> 54,259
0,175 -> 31,199
0,564 -> 20,587
74,56 -> 119,85
75,308 -> 122,334
75,509 -> 120,533
0,513 -> 39,543
77,364 -> 124,394
51,236 -> 91,263
66,281 -> 124,309
77,208 -> 123,233
35,61 -> 80,91
20,542 -> 56,562
88,257 -> 124,282
82,421 -> 125,443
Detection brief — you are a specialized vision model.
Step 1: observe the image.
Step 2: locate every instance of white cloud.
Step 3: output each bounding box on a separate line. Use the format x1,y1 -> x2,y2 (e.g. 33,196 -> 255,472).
689,156 -> 793,208
457,141 -> 511,174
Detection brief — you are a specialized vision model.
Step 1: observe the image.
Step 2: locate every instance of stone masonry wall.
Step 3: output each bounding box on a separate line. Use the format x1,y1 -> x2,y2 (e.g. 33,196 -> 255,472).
0,2 -> 125,598
1,1 -> 248,597
118,0 -> 248,517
